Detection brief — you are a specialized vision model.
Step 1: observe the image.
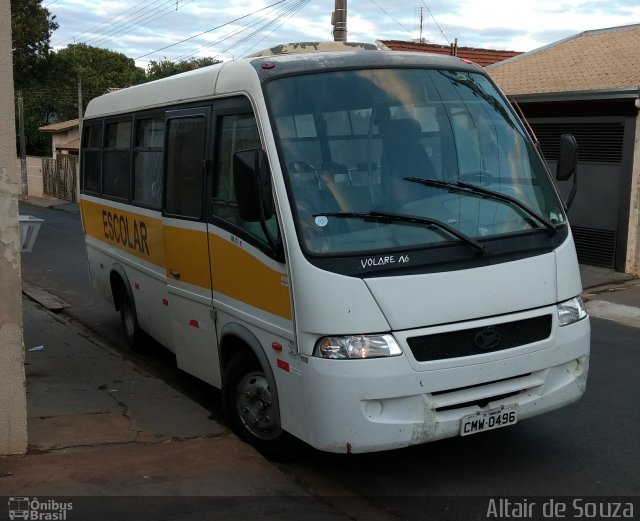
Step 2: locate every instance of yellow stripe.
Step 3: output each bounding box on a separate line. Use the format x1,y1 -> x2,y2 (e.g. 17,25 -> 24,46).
82,198 -> 291,320
164,225 -> 211,288
210,235 -> 292,320
81,199 -> 165,266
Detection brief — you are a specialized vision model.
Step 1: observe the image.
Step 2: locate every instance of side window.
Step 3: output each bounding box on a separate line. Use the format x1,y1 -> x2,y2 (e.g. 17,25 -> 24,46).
212,112 -> 276,244
165,116 -> 206,219
82,123 -> 102,193
103,120 -> 132,199
133,116 -> 164,209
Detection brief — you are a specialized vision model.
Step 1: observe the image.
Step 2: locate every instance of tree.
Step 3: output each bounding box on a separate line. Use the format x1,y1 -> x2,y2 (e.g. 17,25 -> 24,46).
145,57 -> 221,82
51,44 -> 146,120
11,0 -> 58,92
11,0 -> 58,155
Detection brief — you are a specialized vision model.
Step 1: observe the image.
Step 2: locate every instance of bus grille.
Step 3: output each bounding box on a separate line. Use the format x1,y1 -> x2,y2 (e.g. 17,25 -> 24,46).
407,315 -> 553,362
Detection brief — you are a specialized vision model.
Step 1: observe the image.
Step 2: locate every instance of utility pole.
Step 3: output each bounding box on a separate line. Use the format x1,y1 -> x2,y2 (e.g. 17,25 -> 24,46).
17,93 -> 28,197
77,75 -> 83,124
332,0 -> 347,42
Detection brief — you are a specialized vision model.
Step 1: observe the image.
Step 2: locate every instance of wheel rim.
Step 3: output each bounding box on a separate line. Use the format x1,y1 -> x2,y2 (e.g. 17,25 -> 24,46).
236,371 -> 281,440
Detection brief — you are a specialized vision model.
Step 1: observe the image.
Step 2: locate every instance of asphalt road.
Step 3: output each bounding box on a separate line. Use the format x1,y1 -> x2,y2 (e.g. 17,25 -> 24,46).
19,202 -> 640,518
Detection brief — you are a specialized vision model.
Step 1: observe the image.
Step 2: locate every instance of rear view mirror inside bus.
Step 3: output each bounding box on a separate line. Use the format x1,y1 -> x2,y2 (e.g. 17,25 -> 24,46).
233,148 -> 274,222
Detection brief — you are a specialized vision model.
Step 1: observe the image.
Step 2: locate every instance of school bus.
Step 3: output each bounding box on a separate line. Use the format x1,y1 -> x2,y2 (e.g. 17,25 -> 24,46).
80,42 -> 589,456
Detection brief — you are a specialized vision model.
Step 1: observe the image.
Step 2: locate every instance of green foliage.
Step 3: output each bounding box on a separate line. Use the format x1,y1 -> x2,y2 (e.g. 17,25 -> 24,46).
52,44 -> 146,120
11,0 -> 58,155
145,57 -> 221,82
11,0 -> 58,92
10,0 -> 220,155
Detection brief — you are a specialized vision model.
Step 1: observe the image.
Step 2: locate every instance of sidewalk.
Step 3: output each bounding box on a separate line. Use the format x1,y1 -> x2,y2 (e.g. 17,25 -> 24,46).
0,296 -> 348,519
19,194 -> 79,214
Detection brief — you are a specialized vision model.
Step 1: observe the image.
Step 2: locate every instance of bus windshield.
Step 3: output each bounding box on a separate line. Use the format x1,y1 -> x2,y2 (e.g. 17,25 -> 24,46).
266,68 -> 566,256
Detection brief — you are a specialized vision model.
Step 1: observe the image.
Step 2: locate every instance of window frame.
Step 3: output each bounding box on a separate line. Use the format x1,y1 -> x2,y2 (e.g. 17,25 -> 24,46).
101,117 -> 133,202
80,121 -> 104,195
132,112 -> 165,210
163,106 -> 211,221
207,98 -> 282,259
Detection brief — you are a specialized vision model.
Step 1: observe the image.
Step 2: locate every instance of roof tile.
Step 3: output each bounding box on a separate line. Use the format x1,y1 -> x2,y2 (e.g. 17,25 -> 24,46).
487,24 -> 640,95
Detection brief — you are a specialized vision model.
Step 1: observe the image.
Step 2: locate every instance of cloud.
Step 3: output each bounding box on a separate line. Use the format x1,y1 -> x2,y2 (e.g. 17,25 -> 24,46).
48,0 -> 640,67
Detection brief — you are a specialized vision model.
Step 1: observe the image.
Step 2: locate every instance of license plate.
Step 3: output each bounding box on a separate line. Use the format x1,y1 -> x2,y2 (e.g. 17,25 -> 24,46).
460,404 -> 518,436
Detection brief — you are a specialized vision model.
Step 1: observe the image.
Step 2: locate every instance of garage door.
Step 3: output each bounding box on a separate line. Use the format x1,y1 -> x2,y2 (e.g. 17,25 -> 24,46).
530,120 -> 625,269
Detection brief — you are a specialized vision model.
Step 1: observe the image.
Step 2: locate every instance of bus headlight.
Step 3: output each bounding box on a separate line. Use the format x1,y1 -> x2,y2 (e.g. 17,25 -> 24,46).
314,334 -> 402,359
558,296 -> 588,326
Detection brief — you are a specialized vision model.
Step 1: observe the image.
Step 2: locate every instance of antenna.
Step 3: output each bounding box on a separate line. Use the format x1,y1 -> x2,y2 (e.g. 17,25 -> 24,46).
414,6 -> 426,43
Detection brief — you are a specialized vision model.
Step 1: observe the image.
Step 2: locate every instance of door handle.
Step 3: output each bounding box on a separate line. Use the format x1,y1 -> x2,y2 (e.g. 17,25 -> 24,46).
169,269 -> 181,279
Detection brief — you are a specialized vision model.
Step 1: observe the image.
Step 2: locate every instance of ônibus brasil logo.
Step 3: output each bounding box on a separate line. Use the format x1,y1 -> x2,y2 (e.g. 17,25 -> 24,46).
8,497 -> 72,520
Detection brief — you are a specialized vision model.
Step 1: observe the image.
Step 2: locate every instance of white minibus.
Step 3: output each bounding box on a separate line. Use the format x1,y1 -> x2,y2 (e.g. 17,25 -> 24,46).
80,42 -> 589,457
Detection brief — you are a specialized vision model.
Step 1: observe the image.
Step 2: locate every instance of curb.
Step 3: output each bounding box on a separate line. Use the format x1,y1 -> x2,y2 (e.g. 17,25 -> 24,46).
21,281 -> 66,312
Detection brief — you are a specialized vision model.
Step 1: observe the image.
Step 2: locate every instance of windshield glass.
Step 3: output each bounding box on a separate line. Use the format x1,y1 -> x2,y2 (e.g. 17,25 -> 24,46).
266,68 -> 565,255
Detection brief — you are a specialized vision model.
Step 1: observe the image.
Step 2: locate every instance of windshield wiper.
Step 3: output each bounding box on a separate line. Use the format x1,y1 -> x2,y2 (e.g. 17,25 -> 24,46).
314,209 -> 488,256
405,177 -> 558,236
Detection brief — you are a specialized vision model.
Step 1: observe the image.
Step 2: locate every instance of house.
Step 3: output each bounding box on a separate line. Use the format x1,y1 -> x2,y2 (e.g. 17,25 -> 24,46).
377,40 -> 521,66
37,118 -> 80,202
38,118 -> 80,157
487,24 -> 640,275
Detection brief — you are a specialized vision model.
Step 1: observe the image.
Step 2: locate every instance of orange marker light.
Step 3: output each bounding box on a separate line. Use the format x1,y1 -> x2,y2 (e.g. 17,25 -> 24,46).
272,342 -> 283,352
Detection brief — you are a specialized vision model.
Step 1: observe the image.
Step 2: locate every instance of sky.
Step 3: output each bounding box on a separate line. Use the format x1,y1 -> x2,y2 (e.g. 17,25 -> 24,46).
45,0 -> 640,69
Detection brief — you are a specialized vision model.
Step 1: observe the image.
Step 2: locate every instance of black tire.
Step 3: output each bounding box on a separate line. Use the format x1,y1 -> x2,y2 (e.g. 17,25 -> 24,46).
222,350 -> 302,460
119,288 -> 145,351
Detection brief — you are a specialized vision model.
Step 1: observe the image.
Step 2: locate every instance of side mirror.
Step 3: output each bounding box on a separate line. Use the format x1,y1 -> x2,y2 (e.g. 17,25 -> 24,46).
556,134 -> 577,181
233,149 -> 273,222
556,134 -> 578,210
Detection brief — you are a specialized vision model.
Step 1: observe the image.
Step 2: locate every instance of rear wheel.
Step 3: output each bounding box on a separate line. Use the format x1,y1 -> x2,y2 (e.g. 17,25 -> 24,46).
119,288 -> 144,351
222,350 -> 301,460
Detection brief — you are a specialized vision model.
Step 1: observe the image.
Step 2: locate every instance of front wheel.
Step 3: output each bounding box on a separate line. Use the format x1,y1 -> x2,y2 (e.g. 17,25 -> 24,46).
222,350 -> 301,460
119,288 -> 144,351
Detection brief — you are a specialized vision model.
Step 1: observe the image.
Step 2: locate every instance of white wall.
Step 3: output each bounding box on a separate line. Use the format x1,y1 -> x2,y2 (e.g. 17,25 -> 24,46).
17,156 -> 46,198
625,112 -> 640,276
0,0 -> 28,455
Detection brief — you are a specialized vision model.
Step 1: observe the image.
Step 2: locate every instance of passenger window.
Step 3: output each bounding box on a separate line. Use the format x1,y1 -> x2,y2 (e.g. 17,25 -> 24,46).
82,123 -> 102,193
212,113 -> 278,244
133,116 -> 164,209
103,120 -> 132,199
165,116 -> 206,219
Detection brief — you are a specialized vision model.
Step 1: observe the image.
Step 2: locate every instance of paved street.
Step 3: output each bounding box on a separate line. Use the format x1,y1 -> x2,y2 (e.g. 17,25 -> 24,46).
13,200 -> 640,520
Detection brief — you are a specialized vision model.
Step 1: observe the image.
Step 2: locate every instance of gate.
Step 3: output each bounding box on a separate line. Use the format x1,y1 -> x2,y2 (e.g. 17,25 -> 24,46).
43,155 -> 77,202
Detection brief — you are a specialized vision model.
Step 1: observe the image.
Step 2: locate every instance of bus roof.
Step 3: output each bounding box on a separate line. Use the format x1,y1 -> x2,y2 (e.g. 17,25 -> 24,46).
83,47 -> 482,120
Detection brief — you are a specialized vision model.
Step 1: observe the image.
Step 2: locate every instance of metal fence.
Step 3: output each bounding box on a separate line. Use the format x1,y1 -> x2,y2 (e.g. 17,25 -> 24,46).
43,155 -> 77,202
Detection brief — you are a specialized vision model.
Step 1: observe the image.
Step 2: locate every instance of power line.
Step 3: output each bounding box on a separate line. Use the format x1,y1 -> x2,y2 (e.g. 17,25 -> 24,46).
420,1 -> 450,44
174,0 -> 309,62
240,0 -> 310,57
84,0 -> 192,48
134,0 -> 289,60
53,0 -> 165,46
368,0 -> 412,37
216,0 -> 307,58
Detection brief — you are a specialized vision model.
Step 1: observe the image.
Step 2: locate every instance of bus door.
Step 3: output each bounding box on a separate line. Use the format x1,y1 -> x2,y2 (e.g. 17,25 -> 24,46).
207,106 -> 293,323
162,106 -> 221,387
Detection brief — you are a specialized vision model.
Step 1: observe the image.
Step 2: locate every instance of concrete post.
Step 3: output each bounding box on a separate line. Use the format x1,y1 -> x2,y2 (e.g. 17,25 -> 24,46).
0,0 -> 28,455
332,0 -> 347,42
625,108 -> 640,276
